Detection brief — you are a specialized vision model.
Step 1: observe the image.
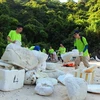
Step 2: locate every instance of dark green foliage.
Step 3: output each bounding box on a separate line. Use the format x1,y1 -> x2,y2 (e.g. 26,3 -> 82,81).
0,0 -> 100,57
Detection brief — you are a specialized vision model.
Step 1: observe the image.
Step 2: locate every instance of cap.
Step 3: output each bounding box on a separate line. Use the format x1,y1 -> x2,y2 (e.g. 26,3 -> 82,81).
34,45 -> 40,51
74,30 -> 79,34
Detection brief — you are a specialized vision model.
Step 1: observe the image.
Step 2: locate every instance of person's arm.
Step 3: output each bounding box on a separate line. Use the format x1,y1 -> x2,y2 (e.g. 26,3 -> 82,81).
7,36 -> 15,43
82,37 -> 88,52
7,30 -> 16,43
74,39 -> 77,49
83,45 -> 88,52
64,47 -> 66,53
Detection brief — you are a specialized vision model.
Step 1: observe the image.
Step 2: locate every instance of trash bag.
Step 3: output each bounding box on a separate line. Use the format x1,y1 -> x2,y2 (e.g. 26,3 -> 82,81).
32,50 -> 48,64
57,75 -> 66,85
1,43 -> 38,70
64,74 -> 87,100
46,62 -> 56,70
0,60 -> 14,69
24,70 -> 36,85
35,83 -> 54,96
36,77 -> 58,86
61,52 -> 73,63
43,69 -> 65,79
36,61 -> 46,71
72,49 -> 79,57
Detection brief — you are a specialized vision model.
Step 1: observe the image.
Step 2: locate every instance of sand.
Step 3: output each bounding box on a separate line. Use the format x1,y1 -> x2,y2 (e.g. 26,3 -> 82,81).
0,61 -> 100,100
0,84 -> 100,100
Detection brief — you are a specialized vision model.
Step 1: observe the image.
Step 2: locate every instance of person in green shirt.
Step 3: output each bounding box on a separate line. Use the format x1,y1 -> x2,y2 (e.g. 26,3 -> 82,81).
48,46 -> 54,61
74,30 -> 90,69
29,46 -> 35,50
58,44 -> 66,62
7,25 -> 23,43
42,48 -> 46,53
58,44 -> 66,54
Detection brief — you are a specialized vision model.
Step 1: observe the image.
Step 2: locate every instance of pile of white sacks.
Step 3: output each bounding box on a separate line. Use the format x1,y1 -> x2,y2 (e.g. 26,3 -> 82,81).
0,42 -> 88,100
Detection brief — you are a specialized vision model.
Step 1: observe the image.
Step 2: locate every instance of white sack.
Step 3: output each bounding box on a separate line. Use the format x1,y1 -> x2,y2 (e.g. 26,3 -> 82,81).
24,70 -> 36,85
72,49 -> 79,57
46,62 -> 56,70
43,69 -> 65,79
7,41 -> 21,49
32,50 -> 48,64
35,83 -> 54,96
1,43 -> 38,70
58,75 -> 66,85
36,61 -> 46,71
61,52 -> 73,63
36,77 -> 58,86
35,71 -> 48,78
0,60 -> 14,69
64,74 -> 87,100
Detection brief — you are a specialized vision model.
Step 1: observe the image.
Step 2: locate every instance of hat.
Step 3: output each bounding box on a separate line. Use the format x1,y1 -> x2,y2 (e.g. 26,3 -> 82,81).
34,45 -> 40,51
74,30 -> 80,34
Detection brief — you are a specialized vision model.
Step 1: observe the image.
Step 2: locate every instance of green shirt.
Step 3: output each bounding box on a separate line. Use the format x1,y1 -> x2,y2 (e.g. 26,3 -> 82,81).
8,30 -> 21,43
59,47 -> 66,54
48,48 -> 54,54
29,46 -> 35,50
42,48 -> 46,53
74,37 -> 89,56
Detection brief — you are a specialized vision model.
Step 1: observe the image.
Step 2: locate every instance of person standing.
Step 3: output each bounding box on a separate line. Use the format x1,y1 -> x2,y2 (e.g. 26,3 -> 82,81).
48,46 -> 54,61
73,30 -> 90,69
58,44 -> 66,62
58,44 -> 66,54
7,25 -> 23,43
42,48 -> 46,53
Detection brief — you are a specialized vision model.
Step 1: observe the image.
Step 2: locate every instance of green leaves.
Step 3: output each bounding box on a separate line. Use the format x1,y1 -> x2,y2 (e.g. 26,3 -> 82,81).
0,0 -> 100,57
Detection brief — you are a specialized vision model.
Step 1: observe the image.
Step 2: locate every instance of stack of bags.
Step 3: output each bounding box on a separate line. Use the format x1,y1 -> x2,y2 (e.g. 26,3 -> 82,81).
0,42 -> 48,91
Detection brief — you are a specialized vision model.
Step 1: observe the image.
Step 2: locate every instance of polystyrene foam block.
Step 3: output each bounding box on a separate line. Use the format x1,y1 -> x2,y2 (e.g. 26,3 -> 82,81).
0,69 -> 25,91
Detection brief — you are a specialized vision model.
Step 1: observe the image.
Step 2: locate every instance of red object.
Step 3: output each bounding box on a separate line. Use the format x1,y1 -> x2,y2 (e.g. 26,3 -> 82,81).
63,63 -> 75,67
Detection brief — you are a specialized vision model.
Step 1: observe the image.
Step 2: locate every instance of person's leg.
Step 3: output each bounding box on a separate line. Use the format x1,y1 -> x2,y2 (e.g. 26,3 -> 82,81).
47,54 -> 50,61
60,54 -> 63,63
75,56 -> 81,69
82,56 -> 90,68
52,53 -> 55,61
53,52 -> 58,62
57,53 -> 60,61
51,54 -> 53,61
55,54 -> 58,62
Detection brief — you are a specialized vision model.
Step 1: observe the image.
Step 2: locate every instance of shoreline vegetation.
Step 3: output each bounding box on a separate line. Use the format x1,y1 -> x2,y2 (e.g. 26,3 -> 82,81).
0,0 -> 100,57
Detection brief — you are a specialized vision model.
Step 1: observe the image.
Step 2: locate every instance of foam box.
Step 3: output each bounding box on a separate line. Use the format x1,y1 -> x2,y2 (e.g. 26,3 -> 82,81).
0,69 -> 25,91
73,70 -> 94,84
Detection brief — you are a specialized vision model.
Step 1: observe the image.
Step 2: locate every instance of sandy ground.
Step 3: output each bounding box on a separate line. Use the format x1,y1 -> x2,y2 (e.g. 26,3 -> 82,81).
0,84 -> 100,100
0,61 -> 100,100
